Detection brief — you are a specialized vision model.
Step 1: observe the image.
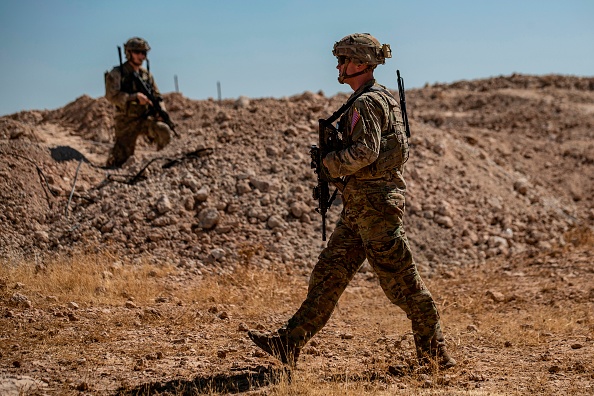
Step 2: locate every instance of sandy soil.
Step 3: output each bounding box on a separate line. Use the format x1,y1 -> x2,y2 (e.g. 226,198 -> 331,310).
0,73 -> 593,395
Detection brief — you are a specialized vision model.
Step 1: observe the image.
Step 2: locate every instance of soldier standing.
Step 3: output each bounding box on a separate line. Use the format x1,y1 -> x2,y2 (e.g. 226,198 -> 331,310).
248,33 -> 456,371
104,37 -> 172,168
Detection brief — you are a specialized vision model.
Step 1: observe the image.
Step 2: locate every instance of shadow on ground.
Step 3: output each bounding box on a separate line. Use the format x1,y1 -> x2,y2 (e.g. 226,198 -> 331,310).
49,145 -> 90,163
115,365 -> 287,395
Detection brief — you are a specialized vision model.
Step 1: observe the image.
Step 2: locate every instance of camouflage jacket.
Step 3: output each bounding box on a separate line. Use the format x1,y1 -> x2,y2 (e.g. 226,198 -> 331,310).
104,61 -> 164,117
325,79 -> 408,182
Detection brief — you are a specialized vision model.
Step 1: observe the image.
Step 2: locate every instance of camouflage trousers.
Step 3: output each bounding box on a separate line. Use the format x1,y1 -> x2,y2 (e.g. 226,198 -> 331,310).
106,115 -> 171,168
284,178 -> 442,352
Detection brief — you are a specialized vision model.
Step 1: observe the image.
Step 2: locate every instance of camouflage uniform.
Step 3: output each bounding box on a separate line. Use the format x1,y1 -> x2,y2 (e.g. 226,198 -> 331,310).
249,34 -> 454,369
288,78 -> 447,353
104,42 -> 171,168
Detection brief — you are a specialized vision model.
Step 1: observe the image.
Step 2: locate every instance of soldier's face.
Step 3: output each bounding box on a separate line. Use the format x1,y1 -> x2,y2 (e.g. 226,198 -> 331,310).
336,57 -> 360,73
130,50 -> 146,66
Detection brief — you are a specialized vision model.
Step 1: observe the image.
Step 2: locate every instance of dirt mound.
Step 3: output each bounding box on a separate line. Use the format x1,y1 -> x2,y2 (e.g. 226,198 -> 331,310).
42,94 -> 114,143
1,74 -> 593,274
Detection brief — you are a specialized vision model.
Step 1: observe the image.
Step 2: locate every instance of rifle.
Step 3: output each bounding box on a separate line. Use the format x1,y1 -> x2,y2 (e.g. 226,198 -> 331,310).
396,70 -> 411,138
310,120 -> 341,241
117,46 -> 179,137
310,83 -> 378,241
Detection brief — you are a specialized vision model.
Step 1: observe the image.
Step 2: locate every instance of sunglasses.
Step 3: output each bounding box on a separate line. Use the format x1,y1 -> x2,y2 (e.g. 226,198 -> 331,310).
132,50 -> 147,55
337,56 -> 349,65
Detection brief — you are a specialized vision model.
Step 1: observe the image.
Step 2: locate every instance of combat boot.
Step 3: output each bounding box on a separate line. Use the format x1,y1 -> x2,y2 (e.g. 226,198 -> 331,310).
248,330 -> 301,367
431,334 -> 456,369
415,333 -> 456,370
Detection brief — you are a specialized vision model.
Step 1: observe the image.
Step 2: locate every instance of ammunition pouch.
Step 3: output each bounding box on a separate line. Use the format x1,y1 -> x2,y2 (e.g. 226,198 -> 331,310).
123,101 -> 150,118
357,130 -> 409,179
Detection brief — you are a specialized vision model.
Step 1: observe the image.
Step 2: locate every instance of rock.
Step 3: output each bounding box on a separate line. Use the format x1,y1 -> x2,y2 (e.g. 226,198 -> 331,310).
250,177 -> 271,192
289,202 -> 307,218
284,126 -> 298,136
76,381 -> 90,392
34,230 -> 50,243
436,201 -> 453,217
434,215 -> 454,228
267,215 -> 285,230
236,180 -> 252,195
218,311 -> 229,320
198,208 -> 220,230
181,174 -> 200,191
0,376 -> 48,395
209,248 -> 226,261
148,230 -> 165,241
195,186 -> 209,202
486,290 -> 505,302
235,96 -> 250,108
513,178 -> 530,195
549,365 -> 561,374
215,110 -> 231,123
10,293 -> 31,308
155,195 -> 172,214
432,140 -> 447,156
462,228 -> 479,244
183,196 -> 195,210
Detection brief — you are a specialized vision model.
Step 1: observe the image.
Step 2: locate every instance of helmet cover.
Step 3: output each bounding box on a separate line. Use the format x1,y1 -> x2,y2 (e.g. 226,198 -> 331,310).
124,37 -> 151,59
332,33 -> 391,65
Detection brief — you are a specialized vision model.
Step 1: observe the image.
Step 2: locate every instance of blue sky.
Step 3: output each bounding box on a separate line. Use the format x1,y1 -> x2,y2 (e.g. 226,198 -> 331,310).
0,0 -> 592,116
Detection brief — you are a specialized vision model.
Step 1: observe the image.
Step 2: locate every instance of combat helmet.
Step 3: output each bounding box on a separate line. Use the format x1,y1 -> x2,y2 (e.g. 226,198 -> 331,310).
124,37 -> 151,59
333,33 -> 391,83
333,33 -> 391,65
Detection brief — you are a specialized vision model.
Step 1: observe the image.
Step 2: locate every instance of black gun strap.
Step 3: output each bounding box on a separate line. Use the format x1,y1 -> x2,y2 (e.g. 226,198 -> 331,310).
324,85 -> 375,125
325,84 -> 399,125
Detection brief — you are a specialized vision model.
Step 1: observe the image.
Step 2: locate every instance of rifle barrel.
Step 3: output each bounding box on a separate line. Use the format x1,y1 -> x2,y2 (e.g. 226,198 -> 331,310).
397,70 -> 411,138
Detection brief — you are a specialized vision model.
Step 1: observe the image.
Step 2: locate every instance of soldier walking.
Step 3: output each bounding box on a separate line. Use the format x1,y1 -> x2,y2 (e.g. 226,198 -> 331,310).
248,33 -> 456,371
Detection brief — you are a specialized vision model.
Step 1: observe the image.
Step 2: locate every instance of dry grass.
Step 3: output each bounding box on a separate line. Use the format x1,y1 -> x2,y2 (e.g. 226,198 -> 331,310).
0,249 -> 304,309
1,229 -> 593,395
1,251 -> 170,305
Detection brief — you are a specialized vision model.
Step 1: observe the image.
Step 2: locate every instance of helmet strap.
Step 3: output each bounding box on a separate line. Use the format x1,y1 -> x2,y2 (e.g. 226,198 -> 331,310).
338,60 -> 373,84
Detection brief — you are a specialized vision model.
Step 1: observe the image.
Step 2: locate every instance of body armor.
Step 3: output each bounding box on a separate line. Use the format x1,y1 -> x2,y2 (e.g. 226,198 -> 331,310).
338,86 -> 409,180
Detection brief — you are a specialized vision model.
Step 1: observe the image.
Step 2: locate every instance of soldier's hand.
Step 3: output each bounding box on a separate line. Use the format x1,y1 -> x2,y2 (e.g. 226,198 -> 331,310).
136,93 -> 150,105
322,153 -> 342,182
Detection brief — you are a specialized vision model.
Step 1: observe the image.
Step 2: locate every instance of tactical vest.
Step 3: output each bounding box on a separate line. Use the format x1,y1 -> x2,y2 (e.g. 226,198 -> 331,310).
106,65 -> 152,116
338,86 -> 409,179
119,66 -> 152,94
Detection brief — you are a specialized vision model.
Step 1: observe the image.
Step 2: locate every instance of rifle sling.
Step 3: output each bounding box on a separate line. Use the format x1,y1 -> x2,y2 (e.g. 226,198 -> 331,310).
325,84 -> 395,125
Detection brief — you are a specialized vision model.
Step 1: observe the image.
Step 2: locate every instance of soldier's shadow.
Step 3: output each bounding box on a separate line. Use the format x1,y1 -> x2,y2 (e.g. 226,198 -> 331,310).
115,365 -> 289,395
49,145 -> 90,163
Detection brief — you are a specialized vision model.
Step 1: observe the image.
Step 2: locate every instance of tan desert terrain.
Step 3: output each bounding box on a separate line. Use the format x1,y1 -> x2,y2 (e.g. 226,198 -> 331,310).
0,73 -> 593,395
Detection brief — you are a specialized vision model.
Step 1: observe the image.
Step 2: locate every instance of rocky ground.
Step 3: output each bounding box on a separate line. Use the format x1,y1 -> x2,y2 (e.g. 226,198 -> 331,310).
0,73 -> 593,395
